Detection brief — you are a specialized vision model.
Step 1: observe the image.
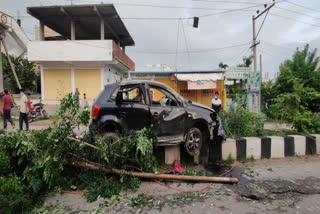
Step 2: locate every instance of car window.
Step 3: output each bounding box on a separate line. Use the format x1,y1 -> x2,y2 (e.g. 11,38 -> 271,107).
149,86 -> 179,107
120,85 -> 146,104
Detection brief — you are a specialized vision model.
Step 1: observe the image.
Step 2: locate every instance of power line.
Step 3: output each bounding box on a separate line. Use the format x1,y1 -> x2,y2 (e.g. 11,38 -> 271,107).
275,5 -> 320,20
129,43 -> 250,54
199,3 -> 267,18
17,2 -> 267,20
261,41 -> 295,52
285,0 -> 320,14
270,13 -> 320,28
256,9 -> 270,38
180,20 -> 192,70
174,20 -> 180,70
192,0 -> 261,4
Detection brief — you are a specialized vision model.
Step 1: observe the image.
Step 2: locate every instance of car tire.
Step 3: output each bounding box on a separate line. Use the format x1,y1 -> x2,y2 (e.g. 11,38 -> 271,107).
185,127 -> 203,157
101,132 -> 120,145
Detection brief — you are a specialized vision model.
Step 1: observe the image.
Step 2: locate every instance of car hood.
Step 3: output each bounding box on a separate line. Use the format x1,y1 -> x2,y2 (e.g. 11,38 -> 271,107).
189,102 -> 215,113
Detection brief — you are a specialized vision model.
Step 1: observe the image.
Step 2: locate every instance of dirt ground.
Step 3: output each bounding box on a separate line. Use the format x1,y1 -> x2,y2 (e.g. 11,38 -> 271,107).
42,155 -> 320,214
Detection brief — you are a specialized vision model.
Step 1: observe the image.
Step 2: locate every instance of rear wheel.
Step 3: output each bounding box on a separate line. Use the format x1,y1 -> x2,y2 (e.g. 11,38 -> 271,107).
42,110 -> 48,119
185,128 -> 203,156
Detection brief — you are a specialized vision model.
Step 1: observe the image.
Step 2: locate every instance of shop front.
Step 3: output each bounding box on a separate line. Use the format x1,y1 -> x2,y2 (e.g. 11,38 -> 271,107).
128,70 -> 226,109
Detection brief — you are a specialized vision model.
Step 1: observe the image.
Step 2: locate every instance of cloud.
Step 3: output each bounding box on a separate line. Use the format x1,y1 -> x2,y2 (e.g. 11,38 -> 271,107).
2,0 -> 320,79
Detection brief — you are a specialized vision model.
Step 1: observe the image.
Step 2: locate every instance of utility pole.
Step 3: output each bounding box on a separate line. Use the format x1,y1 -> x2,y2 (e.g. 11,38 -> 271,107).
259,54 -> 262,112
251,1 -> 275,112
252,16 -> 257,75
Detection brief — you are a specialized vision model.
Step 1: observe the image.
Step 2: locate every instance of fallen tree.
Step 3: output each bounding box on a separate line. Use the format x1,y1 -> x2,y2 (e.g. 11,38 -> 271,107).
64,160 -> 239,183
0,93 -> 235,214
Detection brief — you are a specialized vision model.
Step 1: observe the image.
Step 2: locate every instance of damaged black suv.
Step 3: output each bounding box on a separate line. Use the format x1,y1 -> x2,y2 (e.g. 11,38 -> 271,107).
91,80 -> 218,156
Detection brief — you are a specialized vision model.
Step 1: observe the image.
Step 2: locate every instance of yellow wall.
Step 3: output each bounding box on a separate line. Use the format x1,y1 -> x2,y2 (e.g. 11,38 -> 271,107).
44,69 -> 71,100
75,69 -> 101,99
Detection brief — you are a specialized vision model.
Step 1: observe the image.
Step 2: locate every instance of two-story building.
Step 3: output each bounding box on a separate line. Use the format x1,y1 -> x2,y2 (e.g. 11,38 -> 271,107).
27,4 -> 135,103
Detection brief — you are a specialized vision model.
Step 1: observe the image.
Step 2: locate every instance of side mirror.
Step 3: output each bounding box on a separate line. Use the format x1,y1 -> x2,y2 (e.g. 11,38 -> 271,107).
116,91 -> 123,106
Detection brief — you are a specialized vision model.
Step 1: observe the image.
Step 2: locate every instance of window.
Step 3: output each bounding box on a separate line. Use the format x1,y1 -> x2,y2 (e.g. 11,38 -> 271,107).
111,85 -> 146,104
180,89 -> 195,97
149,86 -> 179,107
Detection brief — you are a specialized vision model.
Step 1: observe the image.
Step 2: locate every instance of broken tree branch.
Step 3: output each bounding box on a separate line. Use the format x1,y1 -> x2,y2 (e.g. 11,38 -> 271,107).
66,136 -> 131,160
64,160 -> 239,184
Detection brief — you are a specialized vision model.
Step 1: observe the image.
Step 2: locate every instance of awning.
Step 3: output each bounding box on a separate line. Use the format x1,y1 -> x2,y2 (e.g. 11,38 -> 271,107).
175,73 -> 224,81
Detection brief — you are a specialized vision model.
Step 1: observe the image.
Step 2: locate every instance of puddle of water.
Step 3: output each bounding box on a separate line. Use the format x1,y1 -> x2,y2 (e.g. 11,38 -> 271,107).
205,164 -> 254,186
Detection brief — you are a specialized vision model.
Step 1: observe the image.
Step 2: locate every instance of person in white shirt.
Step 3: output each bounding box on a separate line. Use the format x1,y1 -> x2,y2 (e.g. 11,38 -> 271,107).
19,89 -> 29,131
211,91 -> 222,113
81,93 -> 89,109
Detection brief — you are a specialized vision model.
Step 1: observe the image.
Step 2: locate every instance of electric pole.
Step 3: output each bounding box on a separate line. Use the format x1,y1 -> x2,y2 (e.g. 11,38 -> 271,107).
259,54 -> 262,112
252,16 -> 257,75
251,1 -> 275,112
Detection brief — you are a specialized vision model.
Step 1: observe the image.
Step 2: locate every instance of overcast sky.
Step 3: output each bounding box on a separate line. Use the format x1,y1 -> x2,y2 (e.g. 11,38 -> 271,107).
2,0 -> 320,80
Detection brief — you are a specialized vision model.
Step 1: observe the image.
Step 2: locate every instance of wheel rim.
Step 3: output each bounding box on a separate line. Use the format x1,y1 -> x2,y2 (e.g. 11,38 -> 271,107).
186,130 -> 201,156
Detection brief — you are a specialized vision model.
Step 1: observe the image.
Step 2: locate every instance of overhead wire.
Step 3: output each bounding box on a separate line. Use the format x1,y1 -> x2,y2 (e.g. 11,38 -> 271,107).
275,5 -> 320,20
285,0 -> 320,14
269,13 -> 320,28
174,20 -> 180,70
129,43 -> 250,54
180,19 -> 192,70
256,8 -> 270,38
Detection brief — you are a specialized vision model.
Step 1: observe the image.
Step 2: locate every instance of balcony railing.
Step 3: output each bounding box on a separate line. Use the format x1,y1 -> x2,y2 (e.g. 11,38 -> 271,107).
113,41 -> 135,71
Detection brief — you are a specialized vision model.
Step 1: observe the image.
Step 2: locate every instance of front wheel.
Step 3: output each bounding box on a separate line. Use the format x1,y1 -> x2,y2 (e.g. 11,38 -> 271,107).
185,128 -> 203,157
101,132 -> 120,145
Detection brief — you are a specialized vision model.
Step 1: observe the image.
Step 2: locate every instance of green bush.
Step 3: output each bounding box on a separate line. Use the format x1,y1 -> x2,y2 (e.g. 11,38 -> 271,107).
0,93 -> 159,213
220,107 -> 266,138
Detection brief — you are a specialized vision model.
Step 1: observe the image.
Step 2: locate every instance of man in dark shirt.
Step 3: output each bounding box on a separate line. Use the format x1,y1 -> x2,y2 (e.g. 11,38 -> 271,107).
2,89 -> 15,129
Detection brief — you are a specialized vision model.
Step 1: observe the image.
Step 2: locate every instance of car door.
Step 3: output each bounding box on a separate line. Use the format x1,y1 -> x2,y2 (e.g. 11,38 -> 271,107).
147,84 -> 186,137
117,84 -> 150,132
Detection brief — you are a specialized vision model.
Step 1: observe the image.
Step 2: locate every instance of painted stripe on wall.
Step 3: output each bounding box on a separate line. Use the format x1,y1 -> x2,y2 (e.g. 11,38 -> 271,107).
306,135 -> 316,155
222,138 -> 236,160
245,137 -> 261,159
236,138 -> 246,160
260,137 -> 271,159
284,136 -> 295,157
270,136 -> 285,158
289,135 -> 306,156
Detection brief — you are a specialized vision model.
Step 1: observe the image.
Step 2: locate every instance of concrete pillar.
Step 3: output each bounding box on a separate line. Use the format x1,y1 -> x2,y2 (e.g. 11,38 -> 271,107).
245,137 -> 261,159
39,21 -> 45,41
270,136 -> 285,158
222,138 -> 236,160
100,18 -> 105,40
165,145 -> 180,165
40,65 -> 44,100
311,134 -> 320,154
122,46 -> 126,53
289,135 -> 306,156
71,20 -> 75,40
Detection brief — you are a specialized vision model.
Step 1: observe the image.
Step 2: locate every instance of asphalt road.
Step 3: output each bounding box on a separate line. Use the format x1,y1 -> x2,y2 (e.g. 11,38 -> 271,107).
43,155 -> 320,214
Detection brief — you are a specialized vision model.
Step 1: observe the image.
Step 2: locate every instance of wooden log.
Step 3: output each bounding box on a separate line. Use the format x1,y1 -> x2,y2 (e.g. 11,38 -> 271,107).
64,160 -> 238,184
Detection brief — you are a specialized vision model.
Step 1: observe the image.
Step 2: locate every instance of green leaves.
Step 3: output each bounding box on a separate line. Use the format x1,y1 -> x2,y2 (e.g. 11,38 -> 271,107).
262,44 -> 320,133
1,53 -> 39,92
220,107 -> 266,138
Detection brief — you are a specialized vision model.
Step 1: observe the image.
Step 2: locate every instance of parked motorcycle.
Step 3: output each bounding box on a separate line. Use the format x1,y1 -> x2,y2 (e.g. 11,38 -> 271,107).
28,99 -> 48,123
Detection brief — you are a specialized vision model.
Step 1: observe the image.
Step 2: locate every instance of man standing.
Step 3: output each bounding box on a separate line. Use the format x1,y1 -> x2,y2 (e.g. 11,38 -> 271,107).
19,89 -> 29,131
211,91 -> 222,113
2,89 -> 15,129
